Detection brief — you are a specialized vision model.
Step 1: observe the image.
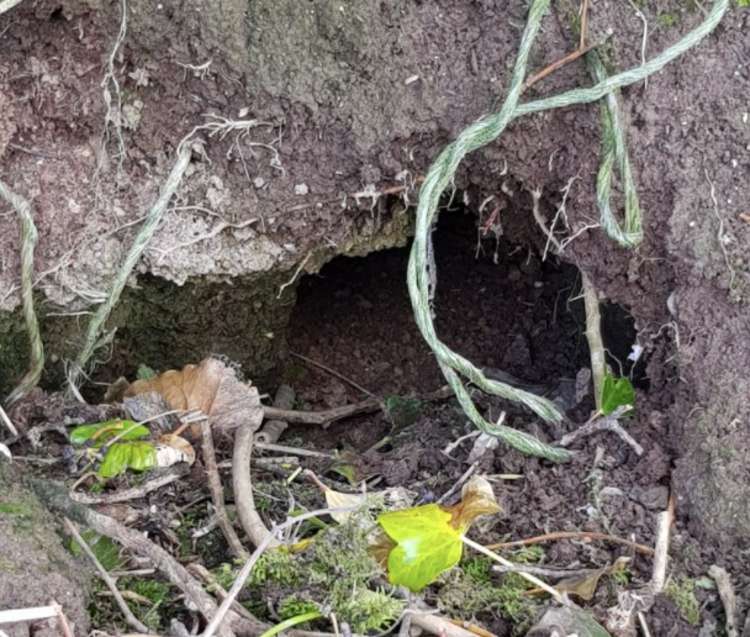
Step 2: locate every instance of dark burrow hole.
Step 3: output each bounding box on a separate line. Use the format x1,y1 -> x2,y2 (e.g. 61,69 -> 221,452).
288,205 -> 643,414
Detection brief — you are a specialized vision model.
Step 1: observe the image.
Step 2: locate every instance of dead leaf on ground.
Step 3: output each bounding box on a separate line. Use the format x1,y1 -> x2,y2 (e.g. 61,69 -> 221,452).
552,556 -> 632,601
447,475 -> 502,530
124,358 -> 263,437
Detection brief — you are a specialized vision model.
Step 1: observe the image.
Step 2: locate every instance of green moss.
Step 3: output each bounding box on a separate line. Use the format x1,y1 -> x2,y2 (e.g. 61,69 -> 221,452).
666,576 -> 700,626
278,596 -> 321,620
658,12 -> 680,27
438,567 -> 536,635
0,501 -> 34,516
738,0 -> 750,7
512,545 -> 545,564
249,549 -> 300,587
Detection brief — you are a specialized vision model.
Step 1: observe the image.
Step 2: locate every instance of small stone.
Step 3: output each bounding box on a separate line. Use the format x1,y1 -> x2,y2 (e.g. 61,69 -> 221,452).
253,177 -> 266,188
294,183 -> 309,195
631,485 -> 669,510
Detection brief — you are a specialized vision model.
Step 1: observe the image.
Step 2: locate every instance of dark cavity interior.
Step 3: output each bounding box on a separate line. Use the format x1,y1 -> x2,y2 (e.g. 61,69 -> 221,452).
288,207 -> 594,404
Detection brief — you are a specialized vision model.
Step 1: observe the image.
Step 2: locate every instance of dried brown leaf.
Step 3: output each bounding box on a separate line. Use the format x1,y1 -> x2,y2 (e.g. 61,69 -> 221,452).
124,358 -> 263,437
447,476 -> 502,530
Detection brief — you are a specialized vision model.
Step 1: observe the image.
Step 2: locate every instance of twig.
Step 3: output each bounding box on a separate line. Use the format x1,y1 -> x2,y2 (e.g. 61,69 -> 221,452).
70,466 -> 188,504
558,406 -> 643,456
523,38 -> 600,91
64,518 -> 149,633
437,463 -> 478,504
256,385 -> 295,444
0,606 -> 59,624
187,563 -> 258,623
637,611 -> 653,637
486,530 -> 654,556
0,404 -> 19,437
0,0 -> 24,15
0,179 -> 44,406
31,478 -> 264,637
263,398 -> 381,427
233,418 -> 278,549
492,561 -> 600,580
52,602 -> 74,637
290,352 -> 377,399
650,493 -> 674,594
581,272 -> 606,410
202,506 -> 356,637
448,619 -> 496,637
408,613 -> 477,637
462,535 -> 565,603
708,565 -> 738,637
443,430 -> 481,456
201,419 -> 249,559
254,442 -> 333,459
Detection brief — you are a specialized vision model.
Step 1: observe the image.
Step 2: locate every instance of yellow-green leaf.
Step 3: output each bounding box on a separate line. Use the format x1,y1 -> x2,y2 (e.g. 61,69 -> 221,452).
600,374 -> 635,416
70,419 -> 150,446
378,504 -> 462,592
98,441 -> 157,478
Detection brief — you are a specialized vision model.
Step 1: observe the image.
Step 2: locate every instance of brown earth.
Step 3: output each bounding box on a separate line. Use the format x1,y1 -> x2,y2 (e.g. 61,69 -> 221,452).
1,0 -> 749,631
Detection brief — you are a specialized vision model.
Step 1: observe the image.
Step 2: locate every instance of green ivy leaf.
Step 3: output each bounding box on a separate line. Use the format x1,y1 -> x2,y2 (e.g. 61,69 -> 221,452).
98,441 -> 157,478
600,374 -> 636,416
70,419 -> 150,446
378,504 -> 463,592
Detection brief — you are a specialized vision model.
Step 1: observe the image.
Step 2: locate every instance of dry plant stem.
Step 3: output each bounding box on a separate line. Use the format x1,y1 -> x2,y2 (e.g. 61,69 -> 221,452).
203,507 -> 355,637
256,384 -> 295,444
0,404 -> 19,437
522,0 -> 591,91
523,39 -> 600,91
201,419 -> 249,559
0,0 -> 24,14
64,518 -> 149,633
31,479 -> 263,637
70,466 -> 188,504
492,563 -> 599,580
637,612 -> 653,637
233,420 -> 278,549
68,144 -> 192,392
461,535 -> 565,603
558,406 -> 643,455
254,442 -> 332,459
408,614 -> 477,637
448,619 -> 495,637
581,272 -> 606,409
290,352 -> 377,399
263,398 -> 381,426
187,563 -> 258,623
0,606 -> 59,624
0,179 -> 44,406
709,565 -> 739,637
53,602 -> 74,637
487,530 -> 654,556
650,494 -> 674,594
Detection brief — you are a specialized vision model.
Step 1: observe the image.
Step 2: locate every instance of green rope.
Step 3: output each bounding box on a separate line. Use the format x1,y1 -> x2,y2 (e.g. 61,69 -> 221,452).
0,180 -> 44,407
587,51 -> 642,247
67,145 -> 192,392
408,0 -> 729,461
